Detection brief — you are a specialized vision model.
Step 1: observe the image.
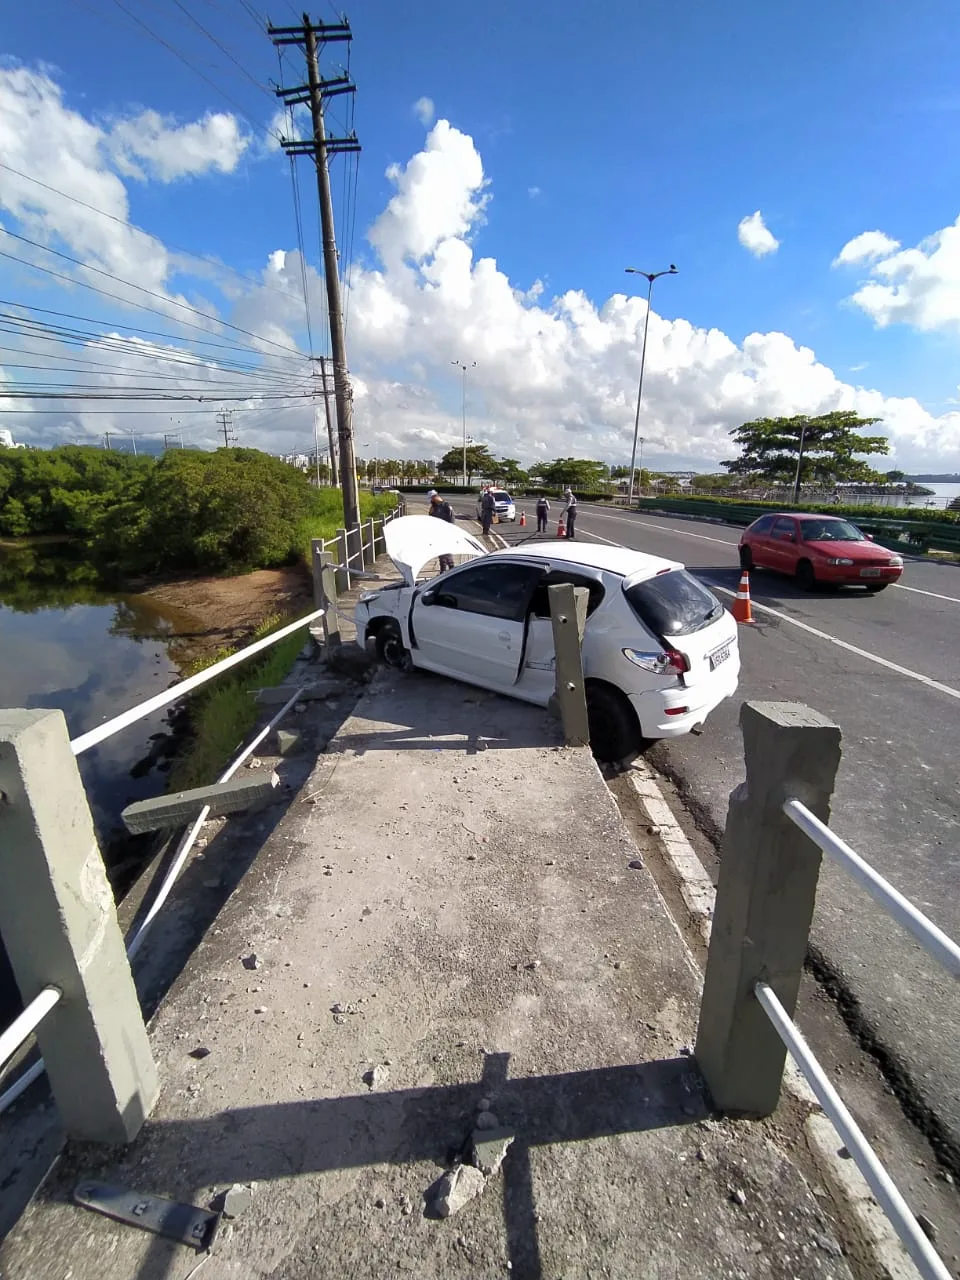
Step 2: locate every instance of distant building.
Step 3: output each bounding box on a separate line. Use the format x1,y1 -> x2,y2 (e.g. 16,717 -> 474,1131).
0,429 -> 25,449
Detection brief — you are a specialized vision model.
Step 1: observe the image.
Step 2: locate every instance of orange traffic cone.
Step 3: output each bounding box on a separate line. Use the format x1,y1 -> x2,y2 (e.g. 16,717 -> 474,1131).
557,517 -> 566,538
519,510 -> 526,528
731,569 -> 754,624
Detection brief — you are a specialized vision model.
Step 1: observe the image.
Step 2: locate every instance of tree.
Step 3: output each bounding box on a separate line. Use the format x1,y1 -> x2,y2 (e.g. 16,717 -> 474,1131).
488,457 -> 529,487
437,444 -> 497,482
539,458 -> 611,490
722,412 -> 889,486
884,469 -> 906,484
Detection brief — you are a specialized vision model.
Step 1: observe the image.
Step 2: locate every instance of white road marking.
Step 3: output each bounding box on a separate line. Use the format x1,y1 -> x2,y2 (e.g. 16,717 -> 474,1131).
710,586 -> 960,703
577,506 -> 960,605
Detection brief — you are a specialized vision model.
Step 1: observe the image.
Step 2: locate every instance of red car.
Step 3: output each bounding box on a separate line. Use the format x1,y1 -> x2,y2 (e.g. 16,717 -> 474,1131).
738,513 -> 904,592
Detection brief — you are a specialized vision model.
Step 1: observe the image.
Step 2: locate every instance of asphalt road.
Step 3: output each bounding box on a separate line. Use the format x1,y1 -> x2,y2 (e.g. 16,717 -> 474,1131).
500,500 -> 960,1162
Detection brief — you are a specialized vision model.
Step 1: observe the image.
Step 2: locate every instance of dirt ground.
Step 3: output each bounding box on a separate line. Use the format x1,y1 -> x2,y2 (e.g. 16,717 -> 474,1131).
143,566 -> 313,664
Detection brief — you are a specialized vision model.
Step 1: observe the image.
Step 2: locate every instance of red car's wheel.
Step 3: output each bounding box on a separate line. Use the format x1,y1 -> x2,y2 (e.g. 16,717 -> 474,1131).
739,545 -> 753,571
796,559 -> 817,591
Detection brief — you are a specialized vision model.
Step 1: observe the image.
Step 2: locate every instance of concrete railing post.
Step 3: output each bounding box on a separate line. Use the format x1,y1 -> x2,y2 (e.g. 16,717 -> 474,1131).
365,517 -> 376,567
548,584 -> 590,747
374,516 -> 386,557
311,541 -> 341,651
695,702 -> 842,1116
0,710 -> 158,1143
335,527 -> 350,593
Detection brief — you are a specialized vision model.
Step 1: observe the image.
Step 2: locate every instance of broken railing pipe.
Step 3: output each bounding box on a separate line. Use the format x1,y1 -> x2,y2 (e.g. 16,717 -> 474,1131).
70,608 -> 324,756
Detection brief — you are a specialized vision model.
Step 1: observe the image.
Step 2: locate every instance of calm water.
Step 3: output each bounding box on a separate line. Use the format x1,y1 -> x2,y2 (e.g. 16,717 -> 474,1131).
875,482 -> 960,510
0,545 -> 194,854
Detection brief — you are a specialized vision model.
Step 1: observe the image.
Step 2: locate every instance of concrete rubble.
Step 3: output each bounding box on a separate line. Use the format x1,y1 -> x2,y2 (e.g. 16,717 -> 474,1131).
0,658 -> 862,1279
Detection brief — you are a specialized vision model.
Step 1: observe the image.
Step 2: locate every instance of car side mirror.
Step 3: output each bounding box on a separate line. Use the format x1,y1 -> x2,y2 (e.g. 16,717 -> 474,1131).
866,533 -> 874,541
421,589 -> 436,606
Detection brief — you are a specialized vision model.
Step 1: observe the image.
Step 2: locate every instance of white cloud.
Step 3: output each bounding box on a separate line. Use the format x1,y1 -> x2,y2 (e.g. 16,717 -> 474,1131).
413,97 -> 435,127
528,186 -> 541,199
737,210 -> 780,258
833,229 -> 901,266
368,120 -> 489,270
837,216 -> 960,334
1,71 -> 958,471
107,109 -> 249,182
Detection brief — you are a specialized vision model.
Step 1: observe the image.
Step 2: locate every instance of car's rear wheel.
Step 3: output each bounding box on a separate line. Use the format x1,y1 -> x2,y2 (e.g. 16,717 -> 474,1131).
585,681 -> 642,764
374,621 -> 410,670
865,583 -> 889,593
796,559 -> 817,591
739,545 -> 753,571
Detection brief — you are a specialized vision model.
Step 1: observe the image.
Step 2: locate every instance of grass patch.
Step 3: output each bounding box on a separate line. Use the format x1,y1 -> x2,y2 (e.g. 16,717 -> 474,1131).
168,612 -> 308,791
296,490 -> 399,561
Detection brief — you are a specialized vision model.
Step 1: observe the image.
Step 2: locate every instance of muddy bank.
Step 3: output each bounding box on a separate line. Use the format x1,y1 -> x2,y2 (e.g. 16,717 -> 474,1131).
141,564 -> 313,666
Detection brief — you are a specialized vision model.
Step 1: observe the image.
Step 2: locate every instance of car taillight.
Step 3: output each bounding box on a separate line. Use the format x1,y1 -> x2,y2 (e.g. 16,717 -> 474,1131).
665,648 -> 689,674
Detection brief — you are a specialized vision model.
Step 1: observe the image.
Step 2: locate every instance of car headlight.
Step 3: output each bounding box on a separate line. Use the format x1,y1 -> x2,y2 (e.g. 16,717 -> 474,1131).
825,557 -> 855,566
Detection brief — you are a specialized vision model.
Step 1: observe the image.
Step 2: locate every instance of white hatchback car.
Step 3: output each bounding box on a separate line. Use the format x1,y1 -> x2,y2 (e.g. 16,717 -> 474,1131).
354,516 -> 740,761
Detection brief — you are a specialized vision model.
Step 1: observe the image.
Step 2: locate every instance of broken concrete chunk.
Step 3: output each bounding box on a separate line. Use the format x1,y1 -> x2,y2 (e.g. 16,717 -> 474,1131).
275,729 -> 303,756
222,1184 -> 253,1219
471,1128 -> 514,1178
628,858 -> 644,870
433,1164 -> 486,1218
475,1110 -> 500,1131
362,1064 -> 389,1090
241,953 -> 261,971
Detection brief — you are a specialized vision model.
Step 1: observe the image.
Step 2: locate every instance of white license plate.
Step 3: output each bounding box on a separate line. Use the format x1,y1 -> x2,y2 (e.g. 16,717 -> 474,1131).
708,644 -> 731,670
860,567 -> 882,578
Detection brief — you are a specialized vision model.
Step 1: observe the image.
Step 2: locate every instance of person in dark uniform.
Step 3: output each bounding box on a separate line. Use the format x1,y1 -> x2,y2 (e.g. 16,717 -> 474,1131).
429,492 -> 456,572
480,487 -> 496,537
562,488 -> 578,540
536,495 -> 550,533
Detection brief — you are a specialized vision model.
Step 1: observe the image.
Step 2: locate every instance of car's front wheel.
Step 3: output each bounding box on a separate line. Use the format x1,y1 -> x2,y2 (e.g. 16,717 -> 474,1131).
796,559 -> 817,591
585,681 -> 642,764
739,545 -> 753,571
374,621 -> 410,670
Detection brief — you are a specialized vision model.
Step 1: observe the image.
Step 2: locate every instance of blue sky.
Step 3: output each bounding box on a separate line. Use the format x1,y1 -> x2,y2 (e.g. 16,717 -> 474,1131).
2,0 -> 959,469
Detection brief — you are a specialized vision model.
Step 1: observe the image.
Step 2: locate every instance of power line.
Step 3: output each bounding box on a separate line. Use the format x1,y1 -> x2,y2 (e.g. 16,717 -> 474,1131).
110,0 -> 279,143
167,0 -> 276,101
0,399 -> 315,415
0,227 -> 307,361
0,161 -> 324,316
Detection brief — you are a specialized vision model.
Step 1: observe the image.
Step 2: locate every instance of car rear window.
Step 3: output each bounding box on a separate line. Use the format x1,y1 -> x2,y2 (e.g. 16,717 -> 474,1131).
623,570 -> 724,638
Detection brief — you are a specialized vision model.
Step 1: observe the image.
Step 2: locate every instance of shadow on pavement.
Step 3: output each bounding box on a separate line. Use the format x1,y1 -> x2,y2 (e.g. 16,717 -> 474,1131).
39,1052 -> 709,1280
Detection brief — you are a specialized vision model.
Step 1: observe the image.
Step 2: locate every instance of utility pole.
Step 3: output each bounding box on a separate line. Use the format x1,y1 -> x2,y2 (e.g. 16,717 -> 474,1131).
217,408 -> 236,448
270,14 -> 360,530
103,432 -> 112,451
318,356 -> 338,486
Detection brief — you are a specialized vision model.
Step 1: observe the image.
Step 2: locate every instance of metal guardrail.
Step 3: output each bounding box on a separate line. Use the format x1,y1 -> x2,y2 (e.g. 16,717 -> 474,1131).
0,987 -> 61,1078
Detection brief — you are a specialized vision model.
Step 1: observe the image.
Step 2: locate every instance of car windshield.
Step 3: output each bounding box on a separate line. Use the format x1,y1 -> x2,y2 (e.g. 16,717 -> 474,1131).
801,519 -> 866,543
623,569 -> 723,638
492,491 -> 510,502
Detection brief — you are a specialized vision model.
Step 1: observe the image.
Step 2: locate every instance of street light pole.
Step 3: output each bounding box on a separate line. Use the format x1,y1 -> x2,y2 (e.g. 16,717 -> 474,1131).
451,360 -> 476,486
624,265 -> 677,504
792,422 -> 808,505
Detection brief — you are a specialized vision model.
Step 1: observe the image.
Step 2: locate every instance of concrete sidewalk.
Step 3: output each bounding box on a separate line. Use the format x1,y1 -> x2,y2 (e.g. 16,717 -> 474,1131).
1,668 -> 855,1279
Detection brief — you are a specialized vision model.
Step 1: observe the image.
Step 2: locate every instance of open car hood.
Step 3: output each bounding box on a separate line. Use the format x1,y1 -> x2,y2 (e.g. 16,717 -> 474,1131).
384,515 -> 488,586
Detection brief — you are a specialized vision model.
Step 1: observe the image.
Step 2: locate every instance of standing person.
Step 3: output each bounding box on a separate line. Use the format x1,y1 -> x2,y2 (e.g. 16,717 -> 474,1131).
480,486 -> 496,537
562,487 -> 578,540
536,494 -> 550,534
429,491 -> 456,573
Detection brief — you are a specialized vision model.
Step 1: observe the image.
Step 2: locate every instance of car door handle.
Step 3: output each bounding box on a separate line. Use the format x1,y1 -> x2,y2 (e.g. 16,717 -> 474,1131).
498,631 -> 510,643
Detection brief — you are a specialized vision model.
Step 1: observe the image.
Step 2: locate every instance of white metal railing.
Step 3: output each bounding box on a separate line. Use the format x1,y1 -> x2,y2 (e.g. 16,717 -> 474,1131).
783,800 -> 960,980
1,506 -> 402,1118
69,608 -> 325,756
755,982 -> 950,1280
0,987 -> 61,1078
755,797 -> 960,1279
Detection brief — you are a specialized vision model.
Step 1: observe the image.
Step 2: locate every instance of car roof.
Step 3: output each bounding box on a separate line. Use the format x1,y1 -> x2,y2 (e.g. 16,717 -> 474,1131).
491,540 -> 681,577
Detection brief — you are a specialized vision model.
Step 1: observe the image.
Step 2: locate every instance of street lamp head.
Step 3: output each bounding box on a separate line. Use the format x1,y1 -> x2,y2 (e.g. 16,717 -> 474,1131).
668,264 -> 678,273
